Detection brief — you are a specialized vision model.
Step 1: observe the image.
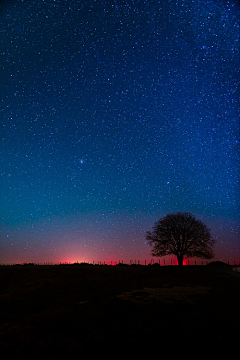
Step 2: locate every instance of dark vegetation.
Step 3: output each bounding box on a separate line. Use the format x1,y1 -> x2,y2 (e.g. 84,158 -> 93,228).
0,264 -> 239,359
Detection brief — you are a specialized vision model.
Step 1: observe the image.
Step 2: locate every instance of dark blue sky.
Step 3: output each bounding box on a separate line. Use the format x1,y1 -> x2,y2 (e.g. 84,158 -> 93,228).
1,0 -> 239,264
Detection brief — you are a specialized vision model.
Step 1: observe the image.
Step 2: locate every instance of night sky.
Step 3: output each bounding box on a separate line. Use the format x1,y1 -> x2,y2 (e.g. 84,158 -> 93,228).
1,0 -> 239,265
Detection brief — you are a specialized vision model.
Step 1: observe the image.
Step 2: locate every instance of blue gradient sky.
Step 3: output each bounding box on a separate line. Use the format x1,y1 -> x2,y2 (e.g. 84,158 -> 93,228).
1,0 -> 239,264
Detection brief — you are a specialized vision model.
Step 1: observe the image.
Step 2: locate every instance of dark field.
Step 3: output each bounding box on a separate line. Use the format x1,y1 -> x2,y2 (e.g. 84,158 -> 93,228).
0,265 -> 239,359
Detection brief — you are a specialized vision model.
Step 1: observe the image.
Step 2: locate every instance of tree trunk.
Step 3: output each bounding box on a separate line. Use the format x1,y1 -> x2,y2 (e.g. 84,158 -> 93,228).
177,254 -> 183,266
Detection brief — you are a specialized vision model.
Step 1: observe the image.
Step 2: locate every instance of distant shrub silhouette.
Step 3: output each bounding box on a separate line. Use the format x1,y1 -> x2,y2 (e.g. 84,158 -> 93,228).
116,263 -> 129,267
23,263 -> 35,266
207,261 -> 229,268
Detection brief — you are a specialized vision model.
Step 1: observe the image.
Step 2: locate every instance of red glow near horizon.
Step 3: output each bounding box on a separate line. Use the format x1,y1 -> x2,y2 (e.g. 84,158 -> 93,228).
1,252 -> 239,266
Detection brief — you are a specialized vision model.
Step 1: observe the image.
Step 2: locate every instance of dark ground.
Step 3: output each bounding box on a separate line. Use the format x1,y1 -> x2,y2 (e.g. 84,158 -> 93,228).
0,264 -> 239,359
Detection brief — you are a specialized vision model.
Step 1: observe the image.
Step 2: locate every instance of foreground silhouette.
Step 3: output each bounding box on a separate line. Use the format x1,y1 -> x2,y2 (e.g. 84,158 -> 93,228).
0,265 -> 239,359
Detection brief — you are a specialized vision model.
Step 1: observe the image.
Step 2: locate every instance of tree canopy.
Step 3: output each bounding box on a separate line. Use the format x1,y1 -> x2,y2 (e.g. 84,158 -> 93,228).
146,212 -> 215,265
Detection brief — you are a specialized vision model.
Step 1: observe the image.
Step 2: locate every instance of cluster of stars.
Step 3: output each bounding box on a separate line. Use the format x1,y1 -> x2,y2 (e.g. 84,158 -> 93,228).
0,0 -> 239,264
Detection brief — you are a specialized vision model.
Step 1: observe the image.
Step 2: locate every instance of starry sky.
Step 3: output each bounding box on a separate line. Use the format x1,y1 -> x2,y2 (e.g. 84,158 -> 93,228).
1,0 -> 239,265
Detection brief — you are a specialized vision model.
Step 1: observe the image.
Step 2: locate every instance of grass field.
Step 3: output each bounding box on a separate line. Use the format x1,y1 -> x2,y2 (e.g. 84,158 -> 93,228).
0,264 -> 239,359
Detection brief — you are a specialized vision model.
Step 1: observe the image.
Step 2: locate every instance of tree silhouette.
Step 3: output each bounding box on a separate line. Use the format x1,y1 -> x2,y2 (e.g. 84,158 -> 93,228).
146,212 -> 215,265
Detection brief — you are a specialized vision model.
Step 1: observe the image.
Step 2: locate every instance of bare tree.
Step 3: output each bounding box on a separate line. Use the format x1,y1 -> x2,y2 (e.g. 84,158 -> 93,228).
146,212 -> 215,265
